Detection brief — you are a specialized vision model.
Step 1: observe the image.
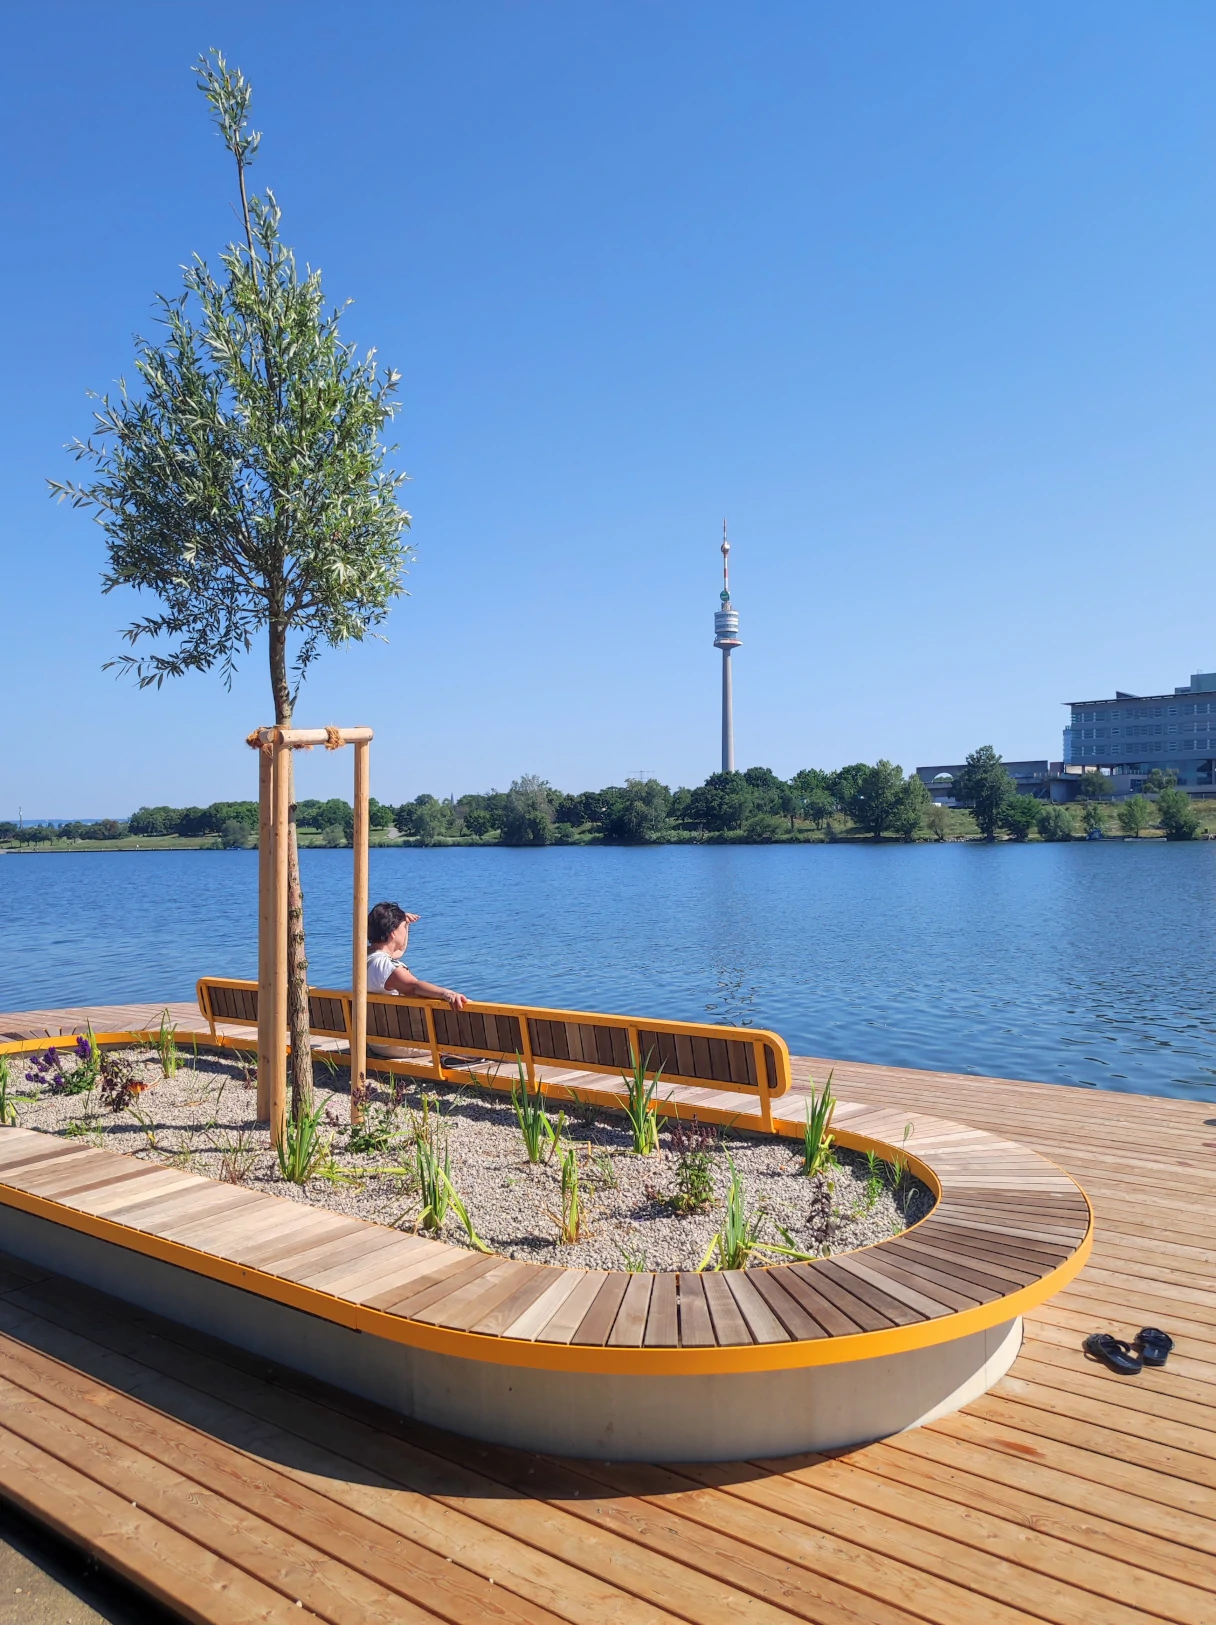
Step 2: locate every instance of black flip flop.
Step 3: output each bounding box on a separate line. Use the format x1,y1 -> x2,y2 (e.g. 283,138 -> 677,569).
1135,1328 -> 1174,1367
1083,1333 -> 1142,1375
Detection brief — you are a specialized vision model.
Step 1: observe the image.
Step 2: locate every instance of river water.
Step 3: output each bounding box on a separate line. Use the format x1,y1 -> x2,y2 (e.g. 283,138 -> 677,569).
2,842 -> 1213,1102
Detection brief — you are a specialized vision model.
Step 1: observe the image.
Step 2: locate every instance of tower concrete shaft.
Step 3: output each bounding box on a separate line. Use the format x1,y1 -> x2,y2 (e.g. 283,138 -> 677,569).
712,520 -> 741,774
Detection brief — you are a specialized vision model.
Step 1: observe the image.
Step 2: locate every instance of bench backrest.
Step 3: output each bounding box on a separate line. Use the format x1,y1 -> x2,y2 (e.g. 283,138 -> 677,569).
196,977 -> 791,1103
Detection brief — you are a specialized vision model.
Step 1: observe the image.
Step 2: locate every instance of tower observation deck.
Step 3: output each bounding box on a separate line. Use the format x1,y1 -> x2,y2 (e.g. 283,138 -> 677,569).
713,522 -> 741,772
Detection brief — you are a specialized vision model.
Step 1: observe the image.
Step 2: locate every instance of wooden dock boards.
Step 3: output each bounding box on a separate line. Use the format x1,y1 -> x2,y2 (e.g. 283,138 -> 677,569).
0,1243 -> 1211,1625
0,1003 -> 1211,1621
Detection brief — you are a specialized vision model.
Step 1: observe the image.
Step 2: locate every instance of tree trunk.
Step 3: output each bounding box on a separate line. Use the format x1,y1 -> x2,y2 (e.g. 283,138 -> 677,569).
270,622 -> 314,1123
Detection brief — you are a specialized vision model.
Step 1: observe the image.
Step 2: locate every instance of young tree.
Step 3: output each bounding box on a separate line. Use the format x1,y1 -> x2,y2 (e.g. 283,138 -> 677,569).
789,768 -> 835,830
1080,800 -> 1107,835
1036,804 -> 1076,842
1074,770 -> 1112,801
925,802 -> 950,841
1000,794 -> 1041,841
50,54 -> 410,1123
1156,786 -> 1200,840
503,776 -> 556,845
1143,767 -> 1179,793
889,774 -> 930,841
845,760 -> 913,840
1116,795 -> 1152,837
953,746 -> 1014,840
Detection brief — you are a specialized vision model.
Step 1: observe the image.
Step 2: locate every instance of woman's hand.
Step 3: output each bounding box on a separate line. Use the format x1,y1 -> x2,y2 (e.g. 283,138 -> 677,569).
442,989 -> 468,1011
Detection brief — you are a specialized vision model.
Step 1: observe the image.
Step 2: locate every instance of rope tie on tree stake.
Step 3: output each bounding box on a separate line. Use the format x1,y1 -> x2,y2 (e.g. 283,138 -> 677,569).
324,726 -> 343,750
245,729 -> 274,757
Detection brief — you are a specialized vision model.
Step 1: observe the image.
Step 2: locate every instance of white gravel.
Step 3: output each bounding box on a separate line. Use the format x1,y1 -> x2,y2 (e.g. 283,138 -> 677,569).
7,1044 -> 934,1271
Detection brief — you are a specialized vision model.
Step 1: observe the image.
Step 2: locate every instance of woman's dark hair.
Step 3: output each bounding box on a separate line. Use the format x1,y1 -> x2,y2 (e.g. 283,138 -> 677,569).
367,901 -> 408,946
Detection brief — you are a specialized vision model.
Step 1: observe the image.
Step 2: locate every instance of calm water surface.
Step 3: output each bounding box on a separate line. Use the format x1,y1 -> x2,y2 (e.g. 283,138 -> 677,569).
2,843 -> 1214,1102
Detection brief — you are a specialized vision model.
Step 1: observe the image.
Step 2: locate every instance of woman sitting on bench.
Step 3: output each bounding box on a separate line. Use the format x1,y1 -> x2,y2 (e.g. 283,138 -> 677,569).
366,901 -> 467,1011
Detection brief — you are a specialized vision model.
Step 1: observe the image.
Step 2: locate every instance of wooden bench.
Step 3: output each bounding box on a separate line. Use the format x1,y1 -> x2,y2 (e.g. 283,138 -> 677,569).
196,976 -> 793,1130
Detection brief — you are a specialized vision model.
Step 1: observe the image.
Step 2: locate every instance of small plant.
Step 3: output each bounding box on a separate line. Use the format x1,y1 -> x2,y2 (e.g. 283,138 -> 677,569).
155,1009 -> 180,1078
25,1046 -> 66,1091
554,1144 -> 586,1244
412,1134 -> 489,1250
668,1116 -> 716,1216
511,1057 -> 559,1164
801,1071 -> 835,1178
622,1045 -> 662,1156
616,1235 -> 648,1272
216,1127 -> 258,1185
276,1095 -> 331,1184
345,1100 -> 402,1156
0,1057 -> 19,1127
589,1149 -> 619,1189
98,1051 -> 147,1113
698,1158 -> 767,1270
863,1173 -> 883,1210
126,1101 -> 162,1155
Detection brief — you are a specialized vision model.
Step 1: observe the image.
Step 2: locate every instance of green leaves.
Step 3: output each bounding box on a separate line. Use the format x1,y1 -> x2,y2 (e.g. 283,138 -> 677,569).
50,49 -> 411,708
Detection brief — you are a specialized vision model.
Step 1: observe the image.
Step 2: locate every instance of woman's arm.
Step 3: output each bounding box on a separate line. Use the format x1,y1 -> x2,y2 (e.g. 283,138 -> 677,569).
382,965 -> 468,1010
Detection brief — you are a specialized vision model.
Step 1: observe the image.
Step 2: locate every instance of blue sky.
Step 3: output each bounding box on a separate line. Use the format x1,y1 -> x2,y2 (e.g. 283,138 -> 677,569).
4,2 -> 1215,816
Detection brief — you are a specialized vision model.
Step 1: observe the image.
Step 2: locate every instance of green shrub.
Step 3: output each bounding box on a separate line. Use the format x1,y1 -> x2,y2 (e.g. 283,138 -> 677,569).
1156,786 -> 1200,840
1037,804 -> 1075,842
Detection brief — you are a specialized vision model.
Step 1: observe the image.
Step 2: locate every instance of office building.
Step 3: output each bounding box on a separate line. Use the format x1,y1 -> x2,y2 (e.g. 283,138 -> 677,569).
1065,671 -> 1216,793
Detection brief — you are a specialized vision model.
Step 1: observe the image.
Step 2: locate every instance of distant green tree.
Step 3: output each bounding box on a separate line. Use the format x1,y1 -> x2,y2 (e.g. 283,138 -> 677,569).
925,802 -> 949,841
1143,767 -> 1179,793
741,766 -> 783,816
1116,795 -> 1152,837
1156,786 -> 1200,840
1000,795 -> 1041,841
953,747 -> 1014,840
889,774 -> 930,841
503,776 -> 555,845
689,772 -> 750,832
828,763 -> 870,817
221,818 -> 252,848
1036,804 -> 1076,841
368,797 -> 393,830
399,797 -> 452,844
845,760 -> 913,840
1080,801 -> 1107,835
459,801 -> 496,839
668,787 -> 694,826
1074,771 -> 1112,802
789,768 -> 835,829
129,805 -> 181,836
607,779 -> 671,841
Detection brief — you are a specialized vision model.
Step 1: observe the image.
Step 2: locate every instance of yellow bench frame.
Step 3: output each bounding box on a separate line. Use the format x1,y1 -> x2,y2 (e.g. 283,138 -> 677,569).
197,977 -> 793,1131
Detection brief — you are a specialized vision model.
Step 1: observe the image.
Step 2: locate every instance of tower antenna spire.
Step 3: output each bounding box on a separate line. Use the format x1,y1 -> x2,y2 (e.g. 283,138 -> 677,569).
712,522 -> 741,772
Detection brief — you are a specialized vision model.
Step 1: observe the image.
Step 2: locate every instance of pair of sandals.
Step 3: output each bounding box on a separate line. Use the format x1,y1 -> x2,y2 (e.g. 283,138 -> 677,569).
1084,1328 -> 1173,1375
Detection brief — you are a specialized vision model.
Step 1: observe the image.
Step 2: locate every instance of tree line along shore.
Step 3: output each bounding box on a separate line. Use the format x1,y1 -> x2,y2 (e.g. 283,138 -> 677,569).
6,750 -> 1213,851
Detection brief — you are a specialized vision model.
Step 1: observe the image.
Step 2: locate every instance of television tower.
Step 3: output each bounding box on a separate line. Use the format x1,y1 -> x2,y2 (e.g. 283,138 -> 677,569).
713,521 -> 741,772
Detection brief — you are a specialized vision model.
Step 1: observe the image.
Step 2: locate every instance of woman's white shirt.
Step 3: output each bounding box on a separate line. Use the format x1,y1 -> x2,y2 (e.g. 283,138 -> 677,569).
367,951 -> 404,993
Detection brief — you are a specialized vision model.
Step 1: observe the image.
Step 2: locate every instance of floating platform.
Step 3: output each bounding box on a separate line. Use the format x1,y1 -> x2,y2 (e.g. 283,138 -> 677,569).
0,1001 -> 1208,1624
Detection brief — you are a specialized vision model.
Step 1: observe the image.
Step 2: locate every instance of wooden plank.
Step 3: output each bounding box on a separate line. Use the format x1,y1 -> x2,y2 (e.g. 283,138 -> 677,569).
572,1273 -> 630,1346
607,1273 -> 652,1347
675,1273 -> 716,1347
748,1270 -> 826,1340
701,1273 -> 752,1345
642,1273 -> 678,1347
723,1272 -> 790,1342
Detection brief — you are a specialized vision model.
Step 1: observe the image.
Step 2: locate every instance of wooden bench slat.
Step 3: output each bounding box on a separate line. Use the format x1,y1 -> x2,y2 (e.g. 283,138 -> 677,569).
606,1273 -> 652,1347
675,1273 -> 715,1346
642,1273 -> 679,1347
724,1272 -> 790,1343
572,1273 -> 630,1346
701,1272 -> 752,1345
748,1269 -> 827,1340
535,1271 -> 607,1343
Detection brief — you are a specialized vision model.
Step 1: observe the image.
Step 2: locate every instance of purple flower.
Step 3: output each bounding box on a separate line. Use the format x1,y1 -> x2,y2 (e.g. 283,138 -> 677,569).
75,1035 -> 92,1061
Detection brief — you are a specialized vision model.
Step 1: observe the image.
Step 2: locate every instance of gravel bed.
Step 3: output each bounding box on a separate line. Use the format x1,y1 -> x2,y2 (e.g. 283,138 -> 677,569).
6,1045 -> 934,1271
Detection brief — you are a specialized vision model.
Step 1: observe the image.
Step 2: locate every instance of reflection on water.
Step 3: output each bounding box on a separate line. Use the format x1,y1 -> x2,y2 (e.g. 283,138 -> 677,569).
1,841 -> 1214,1102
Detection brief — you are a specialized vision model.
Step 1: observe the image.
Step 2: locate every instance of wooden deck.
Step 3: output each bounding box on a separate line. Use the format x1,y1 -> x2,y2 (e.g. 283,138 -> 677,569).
0,1003 -> 1211,1622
